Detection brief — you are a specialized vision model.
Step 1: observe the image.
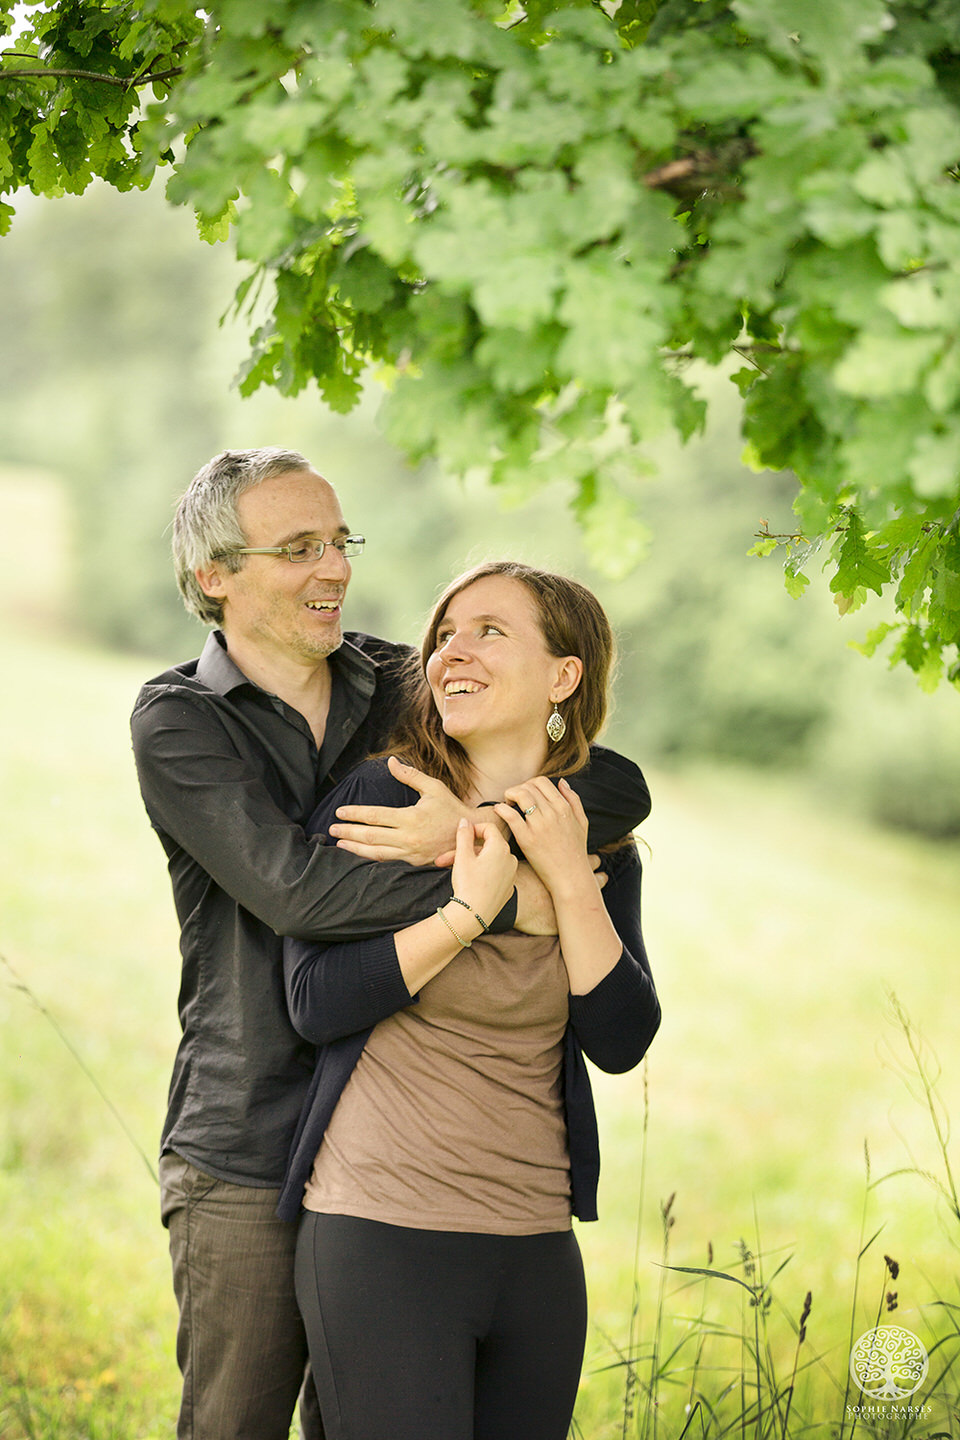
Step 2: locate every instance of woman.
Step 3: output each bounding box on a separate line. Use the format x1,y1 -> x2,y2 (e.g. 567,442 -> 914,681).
279,561 -> 660,1440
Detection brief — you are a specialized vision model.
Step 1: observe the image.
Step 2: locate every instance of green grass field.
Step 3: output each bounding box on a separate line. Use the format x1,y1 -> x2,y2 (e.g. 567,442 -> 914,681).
2,601 -> 959,1437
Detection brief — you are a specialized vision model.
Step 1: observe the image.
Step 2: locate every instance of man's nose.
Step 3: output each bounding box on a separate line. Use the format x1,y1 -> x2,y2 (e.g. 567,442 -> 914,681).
313,543 -> 350,578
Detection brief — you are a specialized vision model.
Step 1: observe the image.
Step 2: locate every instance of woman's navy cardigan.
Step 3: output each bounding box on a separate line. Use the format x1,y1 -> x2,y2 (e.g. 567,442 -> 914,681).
277,751 -> 660,1223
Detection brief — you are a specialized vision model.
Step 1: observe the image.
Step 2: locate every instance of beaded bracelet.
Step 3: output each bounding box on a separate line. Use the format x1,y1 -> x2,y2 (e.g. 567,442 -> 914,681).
436,907 -> 470,948
449,896 -> 490,932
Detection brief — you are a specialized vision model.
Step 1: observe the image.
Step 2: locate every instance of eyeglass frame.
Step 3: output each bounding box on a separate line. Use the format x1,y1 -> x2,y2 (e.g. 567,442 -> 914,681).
215,535 -> 366,564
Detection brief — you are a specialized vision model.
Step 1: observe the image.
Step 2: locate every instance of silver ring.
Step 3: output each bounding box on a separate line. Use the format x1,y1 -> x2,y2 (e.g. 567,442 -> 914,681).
521,804 -> 538,817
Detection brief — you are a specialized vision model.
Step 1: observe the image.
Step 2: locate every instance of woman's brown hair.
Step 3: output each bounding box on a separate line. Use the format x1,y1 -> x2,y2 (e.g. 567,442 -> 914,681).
386,561 -> 616,800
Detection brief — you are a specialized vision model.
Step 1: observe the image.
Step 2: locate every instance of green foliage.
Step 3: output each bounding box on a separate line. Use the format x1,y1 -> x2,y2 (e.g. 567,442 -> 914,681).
2,0 -> 960,684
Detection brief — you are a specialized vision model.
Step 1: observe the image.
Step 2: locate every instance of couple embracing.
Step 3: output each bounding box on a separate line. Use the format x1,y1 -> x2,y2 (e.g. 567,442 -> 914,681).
132,447 -> 660,1440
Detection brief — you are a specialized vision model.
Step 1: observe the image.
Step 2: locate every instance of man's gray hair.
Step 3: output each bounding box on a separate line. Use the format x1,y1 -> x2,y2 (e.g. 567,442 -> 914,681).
173,448 -> 313,625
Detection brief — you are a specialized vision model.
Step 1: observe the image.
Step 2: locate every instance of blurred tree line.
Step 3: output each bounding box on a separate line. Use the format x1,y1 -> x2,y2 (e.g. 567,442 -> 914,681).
0,182 -> 957,836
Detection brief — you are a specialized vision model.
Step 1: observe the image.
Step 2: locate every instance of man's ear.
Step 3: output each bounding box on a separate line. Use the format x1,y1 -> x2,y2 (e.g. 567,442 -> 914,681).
552,655 -> 583,703
195,562 -> 228,603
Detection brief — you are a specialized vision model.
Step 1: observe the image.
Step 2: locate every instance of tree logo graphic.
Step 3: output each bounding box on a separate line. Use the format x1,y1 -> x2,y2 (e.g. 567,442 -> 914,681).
850,1326 -> 929,1401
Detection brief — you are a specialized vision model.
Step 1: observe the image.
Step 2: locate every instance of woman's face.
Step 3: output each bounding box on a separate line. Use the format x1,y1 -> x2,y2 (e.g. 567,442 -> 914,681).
425,575 -> 577,752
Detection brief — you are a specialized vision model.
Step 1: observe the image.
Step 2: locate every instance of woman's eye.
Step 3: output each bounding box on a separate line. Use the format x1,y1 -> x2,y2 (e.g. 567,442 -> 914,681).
482,624 -> 503,636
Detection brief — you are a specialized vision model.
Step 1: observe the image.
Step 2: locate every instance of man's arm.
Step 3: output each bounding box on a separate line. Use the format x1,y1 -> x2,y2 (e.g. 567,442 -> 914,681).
325,756 -> 478,864
326,745 -> 650,860
571,744 -> 651,849
130,687 -> 465,943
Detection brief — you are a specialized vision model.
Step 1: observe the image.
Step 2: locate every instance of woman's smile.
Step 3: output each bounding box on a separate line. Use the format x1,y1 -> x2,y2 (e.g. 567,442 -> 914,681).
442,679 -> 487,697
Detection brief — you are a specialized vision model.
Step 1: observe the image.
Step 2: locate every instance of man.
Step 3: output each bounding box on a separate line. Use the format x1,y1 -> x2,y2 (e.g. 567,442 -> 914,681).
131,448 -> 650,1440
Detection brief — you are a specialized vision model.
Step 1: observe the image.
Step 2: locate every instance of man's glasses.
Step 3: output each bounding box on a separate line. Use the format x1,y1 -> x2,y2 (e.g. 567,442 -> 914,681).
220,536 -> 366,563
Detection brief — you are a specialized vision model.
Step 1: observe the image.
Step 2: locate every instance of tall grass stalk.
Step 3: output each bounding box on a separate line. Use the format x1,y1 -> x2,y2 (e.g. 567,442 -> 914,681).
881,992 -> 960,1226
638,1191 -> 677,1440
0,950 -> 158,1185
655,1239 -> 795,1439
923,1297 -> 960,1422
779,1290 -> 812,1440
683,1262 -> 713,1425
737,1240 -> 756,1440
839,1142 -> 884,1440
746,1212 -> 791,1440
621,1059 -> 652,1440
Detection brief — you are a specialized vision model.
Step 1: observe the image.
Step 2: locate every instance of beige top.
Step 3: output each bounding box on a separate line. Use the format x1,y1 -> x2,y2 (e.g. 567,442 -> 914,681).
303,931 -> 572,1234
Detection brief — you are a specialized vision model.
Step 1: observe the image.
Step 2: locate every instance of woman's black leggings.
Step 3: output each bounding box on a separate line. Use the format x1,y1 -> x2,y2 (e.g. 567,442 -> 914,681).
295,1212 -> 587,1440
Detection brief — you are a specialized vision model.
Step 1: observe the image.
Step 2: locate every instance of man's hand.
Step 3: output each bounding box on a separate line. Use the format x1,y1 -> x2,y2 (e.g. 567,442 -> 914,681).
513,855 -> 607,935
327,757 -> 471,866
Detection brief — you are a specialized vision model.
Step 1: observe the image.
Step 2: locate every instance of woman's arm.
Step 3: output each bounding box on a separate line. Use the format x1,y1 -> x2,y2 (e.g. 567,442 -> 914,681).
286,818 -> 516,1043
286,760 -> 517,1044
496,777 -> 660,1074
495,776 -> 622,994
566,842 -> 660,1073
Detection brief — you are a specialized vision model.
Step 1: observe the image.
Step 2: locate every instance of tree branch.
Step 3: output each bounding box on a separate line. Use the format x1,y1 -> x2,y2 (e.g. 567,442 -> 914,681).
0,57 -> 184,89
732,343 -> 775,376
642,138 -> 759,195
642,156 -> 698,188
755,526 -> 808,543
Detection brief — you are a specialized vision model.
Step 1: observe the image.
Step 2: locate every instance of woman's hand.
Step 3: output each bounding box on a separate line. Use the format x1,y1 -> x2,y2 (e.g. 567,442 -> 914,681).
450,817 -> 518,925
494,777 -> 593,897
497,778 -> 624,996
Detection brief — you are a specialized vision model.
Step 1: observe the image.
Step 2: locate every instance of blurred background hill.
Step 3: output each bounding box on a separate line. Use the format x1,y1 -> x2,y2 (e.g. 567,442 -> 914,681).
1,179 -> 957,836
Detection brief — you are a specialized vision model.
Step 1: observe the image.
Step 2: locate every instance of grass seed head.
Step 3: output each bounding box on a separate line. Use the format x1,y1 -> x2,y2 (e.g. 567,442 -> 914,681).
798,1289 -> 813,1342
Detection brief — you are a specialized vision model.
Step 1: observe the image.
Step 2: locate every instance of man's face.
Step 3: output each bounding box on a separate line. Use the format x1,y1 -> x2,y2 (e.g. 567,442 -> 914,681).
200,468 -> 353,667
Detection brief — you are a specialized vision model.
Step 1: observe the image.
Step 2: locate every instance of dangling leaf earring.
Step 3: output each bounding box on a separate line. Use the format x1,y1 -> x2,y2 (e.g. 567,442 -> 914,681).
546,703 -> 566,742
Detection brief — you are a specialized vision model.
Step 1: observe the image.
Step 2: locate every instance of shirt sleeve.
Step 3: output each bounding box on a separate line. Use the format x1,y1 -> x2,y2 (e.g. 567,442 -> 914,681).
283,760 -> 437,1042
572,746 -> 652,850
567,841 -> 661,1074
130,687 -> 457,943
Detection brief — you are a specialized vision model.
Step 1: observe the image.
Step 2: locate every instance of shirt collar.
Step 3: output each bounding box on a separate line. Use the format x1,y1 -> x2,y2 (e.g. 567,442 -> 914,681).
331,632 -> 377,700
195,630 -> 250,695
195,628 -> 377,702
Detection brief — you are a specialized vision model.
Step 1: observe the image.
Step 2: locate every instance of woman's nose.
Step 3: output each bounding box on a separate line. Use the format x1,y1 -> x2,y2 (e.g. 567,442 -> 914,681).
439,631 -> 469,660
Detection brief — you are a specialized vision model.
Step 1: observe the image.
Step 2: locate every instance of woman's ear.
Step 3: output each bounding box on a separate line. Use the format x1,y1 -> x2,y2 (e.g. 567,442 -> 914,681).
552,656 -> 583,703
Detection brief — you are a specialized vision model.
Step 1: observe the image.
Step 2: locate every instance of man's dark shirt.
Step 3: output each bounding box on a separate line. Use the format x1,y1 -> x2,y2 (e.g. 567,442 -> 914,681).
131,629 -> 651,1189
